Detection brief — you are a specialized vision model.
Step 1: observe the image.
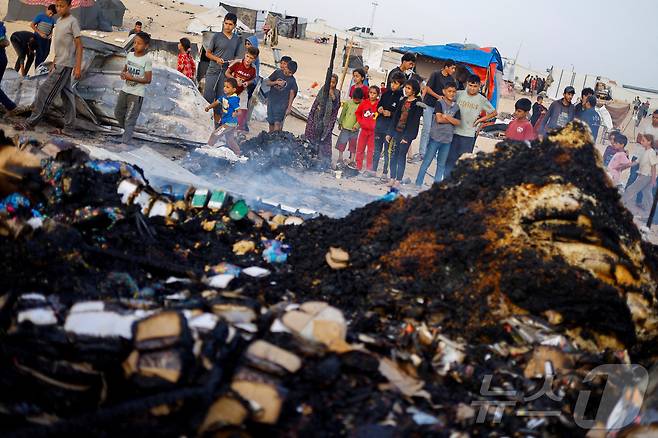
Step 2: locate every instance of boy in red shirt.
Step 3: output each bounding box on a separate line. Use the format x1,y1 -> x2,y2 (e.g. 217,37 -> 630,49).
355,85 -> 380,173
226,46 -> 259,130
177,37 -> 196,81
506,98 -> 537,142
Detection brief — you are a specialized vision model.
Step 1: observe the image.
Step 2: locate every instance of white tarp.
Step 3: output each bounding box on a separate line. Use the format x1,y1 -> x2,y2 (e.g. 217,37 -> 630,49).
81,145 -> 213,188
187,6 -> 253,34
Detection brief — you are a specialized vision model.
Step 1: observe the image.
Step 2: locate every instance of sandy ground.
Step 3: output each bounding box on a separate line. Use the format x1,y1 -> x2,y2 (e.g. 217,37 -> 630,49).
0,0 -> 650,212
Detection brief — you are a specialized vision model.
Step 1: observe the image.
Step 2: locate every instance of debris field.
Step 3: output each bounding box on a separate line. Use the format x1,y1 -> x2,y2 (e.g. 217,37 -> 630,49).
1,122 -> 657,436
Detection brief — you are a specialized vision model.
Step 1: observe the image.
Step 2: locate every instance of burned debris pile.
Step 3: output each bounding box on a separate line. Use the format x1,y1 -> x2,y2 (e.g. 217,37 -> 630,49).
188,130 -> 320,175
239,131 -> 319,170
284,122 -> 658,352
1,123 -> 658,436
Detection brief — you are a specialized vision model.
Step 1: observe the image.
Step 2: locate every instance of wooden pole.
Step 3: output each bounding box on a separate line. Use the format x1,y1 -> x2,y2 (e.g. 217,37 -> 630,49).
339,38 -> 354,94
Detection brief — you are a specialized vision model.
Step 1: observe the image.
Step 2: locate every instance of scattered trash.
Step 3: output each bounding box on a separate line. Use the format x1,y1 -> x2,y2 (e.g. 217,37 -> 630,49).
2,122 -> 658,436
229,200 -> 249,220
242,266 -> 270,278
378,187 -> 400,202
325,246 -> 349,269
262,239 -> 290,263
232,240 -> 256,255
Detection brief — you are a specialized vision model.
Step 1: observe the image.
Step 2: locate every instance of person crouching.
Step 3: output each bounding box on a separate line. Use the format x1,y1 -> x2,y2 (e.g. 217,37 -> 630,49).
205,77 -> 241,155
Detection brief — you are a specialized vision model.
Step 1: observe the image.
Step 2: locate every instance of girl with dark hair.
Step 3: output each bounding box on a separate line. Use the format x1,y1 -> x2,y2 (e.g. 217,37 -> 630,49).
177,37 -> 196,81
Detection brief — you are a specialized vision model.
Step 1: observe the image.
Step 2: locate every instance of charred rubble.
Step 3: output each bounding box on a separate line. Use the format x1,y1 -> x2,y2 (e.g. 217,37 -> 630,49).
186,131 -> 320,176
1,122 -> 658,436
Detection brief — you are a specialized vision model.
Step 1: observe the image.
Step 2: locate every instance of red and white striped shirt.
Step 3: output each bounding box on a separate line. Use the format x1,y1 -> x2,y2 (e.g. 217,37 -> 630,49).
177,52 -> 196,81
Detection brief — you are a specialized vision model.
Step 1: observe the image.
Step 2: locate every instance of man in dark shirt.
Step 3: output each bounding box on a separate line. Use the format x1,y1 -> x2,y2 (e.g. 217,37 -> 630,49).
574,87 -> 594,118
385,52 -> 421,89
539,86 -> 575,135
10,31 -> 36,76
416,59 -> 456,161
128,21 -> 142,36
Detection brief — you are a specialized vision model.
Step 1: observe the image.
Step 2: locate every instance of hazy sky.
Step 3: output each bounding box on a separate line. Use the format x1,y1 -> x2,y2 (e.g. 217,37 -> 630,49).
192,0 -> 658,89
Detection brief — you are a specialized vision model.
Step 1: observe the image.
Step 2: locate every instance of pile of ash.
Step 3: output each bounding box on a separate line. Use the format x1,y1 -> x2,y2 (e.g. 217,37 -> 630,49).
186,131 -> 320,176
1,123 -> 658,436
283,122 -> 658,353
239,131 -> 319,170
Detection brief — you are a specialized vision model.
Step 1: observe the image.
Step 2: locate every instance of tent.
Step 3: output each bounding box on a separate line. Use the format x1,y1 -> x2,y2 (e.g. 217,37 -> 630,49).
219,2 -> 266,31
186,6 -> 253,34
395,43 -> 505,108
4,0 -> 125,31
95,0 -> 125,27
266,12 -> 306,39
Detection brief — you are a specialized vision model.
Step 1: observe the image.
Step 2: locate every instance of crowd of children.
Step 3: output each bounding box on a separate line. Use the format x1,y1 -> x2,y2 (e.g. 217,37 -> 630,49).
3,10 -> 654,220
319,56 -> 506,188
4,11 -> 268,151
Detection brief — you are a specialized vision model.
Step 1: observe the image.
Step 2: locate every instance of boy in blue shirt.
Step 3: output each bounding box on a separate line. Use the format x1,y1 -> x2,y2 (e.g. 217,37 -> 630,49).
31,4 -> 57,69
205,77 -> 241,155
576,95 -> 601,141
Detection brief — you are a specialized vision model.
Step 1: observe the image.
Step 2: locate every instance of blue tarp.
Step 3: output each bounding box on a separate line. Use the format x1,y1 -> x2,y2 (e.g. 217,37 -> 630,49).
394,43 -> 504,108
396,43 -> 504,72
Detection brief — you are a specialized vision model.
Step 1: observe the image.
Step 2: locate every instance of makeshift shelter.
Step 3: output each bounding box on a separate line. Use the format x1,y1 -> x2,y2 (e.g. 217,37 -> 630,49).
95,0 -> 125,27
267,12 -> 307,39
395,43 -> 505,108
603,102 -> 631,129
4,0 -> 125,31
219,2 -> 269,32
186,6 -> 253,34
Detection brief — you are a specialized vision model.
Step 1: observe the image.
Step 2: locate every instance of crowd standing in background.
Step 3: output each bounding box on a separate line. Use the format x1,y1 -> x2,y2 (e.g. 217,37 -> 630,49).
0,8 -> 656,211
522,74 -> 545,95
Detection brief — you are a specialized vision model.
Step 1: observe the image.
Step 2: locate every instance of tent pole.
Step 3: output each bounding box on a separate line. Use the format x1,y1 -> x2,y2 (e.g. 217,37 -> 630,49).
339,39 -> 353,95
555,70 -> 564,99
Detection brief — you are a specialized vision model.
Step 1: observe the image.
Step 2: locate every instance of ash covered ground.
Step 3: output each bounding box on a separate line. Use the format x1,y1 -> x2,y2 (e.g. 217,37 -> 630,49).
1,123 -> 658,436
183,130 -> 380,217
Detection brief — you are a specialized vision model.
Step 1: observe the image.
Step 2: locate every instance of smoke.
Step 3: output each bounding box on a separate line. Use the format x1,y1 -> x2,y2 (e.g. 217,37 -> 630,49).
183,152 -> 376,218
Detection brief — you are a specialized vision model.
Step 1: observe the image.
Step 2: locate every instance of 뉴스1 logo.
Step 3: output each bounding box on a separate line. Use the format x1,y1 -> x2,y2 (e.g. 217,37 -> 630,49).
471,364 -> 648,430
